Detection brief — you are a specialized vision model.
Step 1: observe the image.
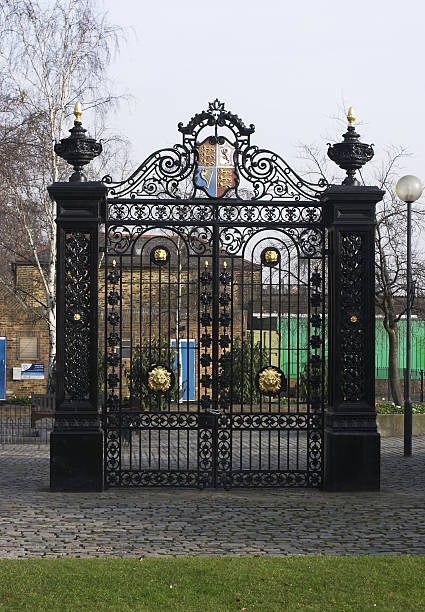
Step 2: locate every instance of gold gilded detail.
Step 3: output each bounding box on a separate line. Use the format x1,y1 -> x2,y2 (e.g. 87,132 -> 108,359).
148,366 -> 171,393
217,168 -> 233,189
347,106 -> 355,128
154,248 -> 167,262
258,367 -> 282,395
73,313 -> 81,321
200,168 -> 214,189
199,144 -> 216,166
74,101 -> 82,122
350,315 -> 358,323
265,249 -> 278,264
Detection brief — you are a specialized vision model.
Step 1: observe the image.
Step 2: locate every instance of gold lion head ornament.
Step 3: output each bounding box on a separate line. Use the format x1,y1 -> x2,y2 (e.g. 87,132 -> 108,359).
258,367 -> 283,396
147,366 -> 172,393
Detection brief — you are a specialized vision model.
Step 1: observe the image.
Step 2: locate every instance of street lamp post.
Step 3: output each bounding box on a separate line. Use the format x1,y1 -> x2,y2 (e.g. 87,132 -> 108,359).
395,175 -> 423,457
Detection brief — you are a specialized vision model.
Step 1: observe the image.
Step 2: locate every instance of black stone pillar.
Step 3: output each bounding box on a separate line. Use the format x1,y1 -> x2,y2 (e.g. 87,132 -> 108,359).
49,182 -> 107,491
323,185 -> 384,491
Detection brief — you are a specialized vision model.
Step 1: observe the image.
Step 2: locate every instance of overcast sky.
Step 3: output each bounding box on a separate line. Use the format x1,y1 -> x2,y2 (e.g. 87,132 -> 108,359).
102,0 -> 424,186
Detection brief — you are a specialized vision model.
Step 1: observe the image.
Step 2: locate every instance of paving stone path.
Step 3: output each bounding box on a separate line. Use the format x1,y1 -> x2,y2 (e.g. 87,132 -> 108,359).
0,436 -> 425,558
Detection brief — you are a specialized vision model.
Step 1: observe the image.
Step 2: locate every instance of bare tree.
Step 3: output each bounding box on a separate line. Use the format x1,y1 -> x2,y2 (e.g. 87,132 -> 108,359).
0,0 -> 122,389
373,148 -> 425,405
299,140 -> 425,405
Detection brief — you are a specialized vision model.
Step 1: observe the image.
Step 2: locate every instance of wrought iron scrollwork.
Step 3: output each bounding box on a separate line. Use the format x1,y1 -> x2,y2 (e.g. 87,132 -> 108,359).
106,257 -> 120,412
340,233 -> 365,401
103,144 -> 194,199
101,99 -> 328,490
306,263 -> 324,484
237,146 -> 327,201
64,232 -> 91,400
199,261 -> 212,412
103,99 -> 327,202
218,261 -> 232,413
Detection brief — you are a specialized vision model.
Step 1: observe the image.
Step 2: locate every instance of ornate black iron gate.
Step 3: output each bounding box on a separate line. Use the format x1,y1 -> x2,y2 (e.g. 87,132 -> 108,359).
102,100 -> 327,488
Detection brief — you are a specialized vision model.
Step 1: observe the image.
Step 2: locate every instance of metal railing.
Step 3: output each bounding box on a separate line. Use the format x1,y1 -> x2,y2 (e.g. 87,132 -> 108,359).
0,395 -> 55,445
375,368 -> 425,403
1,372 -> 424,446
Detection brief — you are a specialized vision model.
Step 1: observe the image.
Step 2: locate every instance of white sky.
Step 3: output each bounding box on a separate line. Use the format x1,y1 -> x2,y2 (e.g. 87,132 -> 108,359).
102,0 -> 425,186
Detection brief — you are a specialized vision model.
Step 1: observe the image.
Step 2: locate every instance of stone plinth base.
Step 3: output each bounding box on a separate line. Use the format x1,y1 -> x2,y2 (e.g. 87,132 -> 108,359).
324,429 -> 380,491
50,431 -> 103,492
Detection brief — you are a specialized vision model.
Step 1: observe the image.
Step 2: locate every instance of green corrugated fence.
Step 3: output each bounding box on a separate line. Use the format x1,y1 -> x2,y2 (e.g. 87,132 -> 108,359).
275,317 -> 425,380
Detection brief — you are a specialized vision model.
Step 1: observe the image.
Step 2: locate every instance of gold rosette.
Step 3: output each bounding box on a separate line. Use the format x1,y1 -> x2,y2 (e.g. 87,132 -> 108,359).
153,248 -> 167,262
258,367 -> 282,395
147,366 -> 172,393
264,249 -> 278,264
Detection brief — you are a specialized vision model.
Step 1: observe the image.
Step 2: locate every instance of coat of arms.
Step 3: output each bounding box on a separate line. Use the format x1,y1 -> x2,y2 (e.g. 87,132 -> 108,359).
194,138 -> 237,198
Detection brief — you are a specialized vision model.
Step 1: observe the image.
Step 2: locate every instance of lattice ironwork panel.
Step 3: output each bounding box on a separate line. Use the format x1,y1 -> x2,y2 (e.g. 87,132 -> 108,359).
102,100 -> 326,489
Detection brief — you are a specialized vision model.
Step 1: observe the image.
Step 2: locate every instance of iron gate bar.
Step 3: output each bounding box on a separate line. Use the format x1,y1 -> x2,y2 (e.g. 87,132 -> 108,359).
102,218 -> 323,486
49,99 -> 383,493
101,99 -> 330,489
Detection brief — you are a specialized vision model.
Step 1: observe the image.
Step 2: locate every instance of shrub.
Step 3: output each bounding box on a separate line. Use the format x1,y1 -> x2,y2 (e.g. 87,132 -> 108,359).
298,359 -> 328,403
228,336 -> 268,405
8,394 -> 31,405
375,402 -> 425,414
124,336 -> 180,410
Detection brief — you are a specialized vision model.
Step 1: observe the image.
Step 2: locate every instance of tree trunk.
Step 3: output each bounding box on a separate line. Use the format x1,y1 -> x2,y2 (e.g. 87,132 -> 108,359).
46,292 -> 56,392
47,313 -> 56,392
386,324 -> 403,406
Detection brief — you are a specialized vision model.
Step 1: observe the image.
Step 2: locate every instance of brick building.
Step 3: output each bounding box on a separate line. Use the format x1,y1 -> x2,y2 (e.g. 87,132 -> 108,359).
0,285 -> 49,399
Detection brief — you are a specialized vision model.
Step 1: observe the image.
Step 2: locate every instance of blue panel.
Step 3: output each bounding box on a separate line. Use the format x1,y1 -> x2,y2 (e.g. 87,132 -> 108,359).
172,339 -> 195,402
0,338 -> 5,400
194,167 -> 217,197
180,340 -> 195,401
171,339 -> 177,383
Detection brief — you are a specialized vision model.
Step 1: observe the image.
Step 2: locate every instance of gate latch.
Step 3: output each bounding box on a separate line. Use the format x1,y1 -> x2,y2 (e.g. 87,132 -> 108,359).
198,409 -> 221,428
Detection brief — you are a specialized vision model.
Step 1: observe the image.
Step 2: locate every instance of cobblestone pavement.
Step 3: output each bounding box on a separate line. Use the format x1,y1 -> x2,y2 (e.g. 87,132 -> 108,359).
1,436 -> 425,558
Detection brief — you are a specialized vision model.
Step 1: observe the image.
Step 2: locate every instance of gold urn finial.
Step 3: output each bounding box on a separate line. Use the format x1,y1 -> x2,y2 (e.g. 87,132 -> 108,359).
258,367 -> 282,395
347,106 -> 355,128
74,101 -> 82,122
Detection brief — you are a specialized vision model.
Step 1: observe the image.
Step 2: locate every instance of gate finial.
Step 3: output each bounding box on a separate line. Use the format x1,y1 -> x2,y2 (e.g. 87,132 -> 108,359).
73,101 -> 82,122
327,106 -> 374,186
54,100 -> 102,182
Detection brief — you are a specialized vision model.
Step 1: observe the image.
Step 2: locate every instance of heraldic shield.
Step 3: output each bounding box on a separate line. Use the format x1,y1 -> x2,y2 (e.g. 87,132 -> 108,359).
194,137 -> 237,197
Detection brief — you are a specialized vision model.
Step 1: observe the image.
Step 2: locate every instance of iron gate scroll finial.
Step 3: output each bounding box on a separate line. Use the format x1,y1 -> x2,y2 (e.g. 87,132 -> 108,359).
54,101 -> 102,182
327,106 -> 374,186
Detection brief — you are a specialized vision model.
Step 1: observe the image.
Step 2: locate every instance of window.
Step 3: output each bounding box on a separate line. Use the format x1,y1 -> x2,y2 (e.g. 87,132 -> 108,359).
18,334 -> 39,360
122,339 -> 131,359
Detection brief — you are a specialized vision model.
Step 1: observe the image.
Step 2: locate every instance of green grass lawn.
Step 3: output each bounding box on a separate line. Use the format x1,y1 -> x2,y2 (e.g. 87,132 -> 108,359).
0,556 -> 424,611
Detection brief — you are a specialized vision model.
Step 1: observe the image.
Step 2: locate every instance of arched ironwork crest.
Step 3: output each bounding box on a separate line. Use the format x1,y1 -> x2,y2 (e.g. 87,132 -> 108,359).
103,99 -> 327,201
